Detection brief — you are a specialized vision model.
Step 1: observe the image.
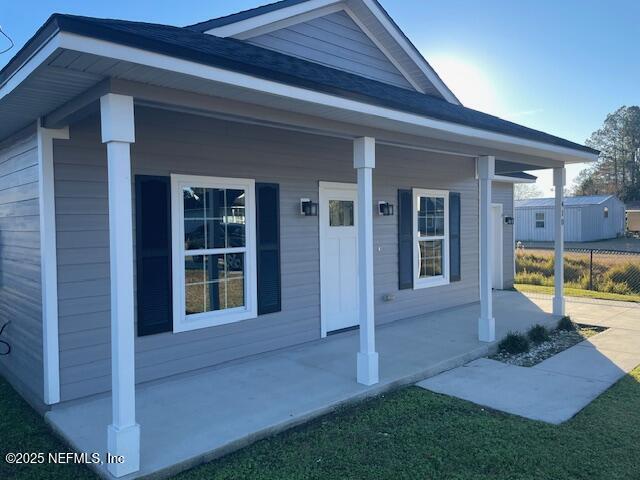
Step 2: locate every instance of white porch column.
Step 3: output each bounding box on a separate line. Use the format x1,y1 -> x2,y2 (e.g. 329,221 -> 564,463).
101,94 -> 140,477
354,137 -> 379,386
478,156 -> 495,342
37,122 -> 69,406
553,167 -> 566,316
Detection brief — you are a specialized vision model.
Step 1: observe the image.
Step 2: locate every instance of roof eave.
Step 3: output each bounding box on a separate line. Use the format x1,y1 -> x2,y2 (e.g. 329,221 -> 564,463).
0,21 -> 598,163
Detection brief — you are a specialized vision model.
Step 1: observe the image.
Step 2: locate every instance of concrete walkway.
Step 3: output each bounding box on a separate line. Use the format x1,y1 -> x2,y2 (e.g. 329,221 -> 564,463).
418,298 -> 640,424
46,291 -> 556,479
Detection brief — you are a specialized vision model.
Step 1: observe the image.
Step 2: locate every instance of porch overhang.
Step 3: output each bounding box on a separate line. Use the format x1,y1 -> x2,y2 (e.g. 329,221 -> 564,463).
1,26 -> 598,169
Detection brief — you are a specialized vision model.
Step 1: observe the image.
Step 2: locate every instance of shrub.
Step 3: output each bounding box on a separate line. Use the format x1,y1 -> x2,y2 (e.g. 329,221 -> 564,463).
599,279 -> 633,295
498,332 -> 530,354
515,271 -> 553,287
603,263 -> 640,294
557,316 -> 575,331
527,324 -> 550,344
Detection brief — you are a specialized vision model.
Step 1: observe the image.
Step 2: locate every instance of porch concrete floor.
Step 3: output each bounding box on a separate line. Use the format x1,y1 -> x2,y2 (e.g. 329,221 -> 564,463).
46,291 -> 562,479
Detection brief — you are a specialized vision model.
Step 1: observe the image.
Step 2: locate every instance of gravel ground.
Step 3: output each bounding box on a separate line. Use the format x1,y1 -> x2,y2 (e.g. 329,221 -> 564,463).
491,325 -> 607,367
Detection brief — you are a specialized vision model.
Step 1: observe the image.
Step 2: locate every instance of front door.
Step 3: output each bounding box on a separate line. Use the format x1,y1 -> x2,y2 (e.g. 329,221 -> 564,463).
319,182 -> 358,336
492,203 -> 503,289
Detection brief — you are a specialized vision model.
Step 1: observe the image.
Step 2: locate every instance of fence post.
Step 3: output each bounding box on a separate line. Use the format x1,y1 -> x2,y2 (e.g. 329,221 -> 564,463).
589,249 -> 594,291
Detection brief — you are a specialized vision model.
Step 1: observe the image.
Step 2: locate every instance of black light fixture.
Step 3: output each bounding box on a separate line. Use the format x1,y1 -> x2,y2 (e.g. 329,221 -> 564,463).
300,198 -> 318,216
378,201 -> 394,216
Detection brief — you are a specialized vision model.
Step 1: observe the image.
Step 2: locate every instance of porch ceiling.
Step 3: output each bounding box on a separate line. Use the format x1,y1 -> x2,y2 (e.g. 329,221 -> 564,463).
1,38 -> 593,168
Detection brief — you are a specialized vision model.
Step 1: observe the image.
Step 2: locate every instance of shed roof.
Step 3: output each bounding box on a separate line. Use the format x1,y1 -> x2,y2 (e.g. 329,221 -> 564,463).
516,195 -> 614,208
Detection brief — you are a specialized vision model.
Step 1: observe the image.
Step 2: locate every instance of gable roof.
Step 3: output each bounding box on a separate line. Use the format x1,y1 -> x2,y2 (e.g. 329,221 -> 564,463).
186,0 -> 460,103
516,195 -> 614,208
187,0 -> 312,31
0,13 -> 598,157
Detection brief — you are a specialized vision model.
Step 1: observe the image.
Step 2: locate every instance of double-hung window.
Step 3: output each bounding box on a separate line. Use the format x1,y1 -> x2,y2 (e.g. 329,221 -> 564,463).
535,212 -> 545,228
413,189 -> 449,288
171,175 -> 257,332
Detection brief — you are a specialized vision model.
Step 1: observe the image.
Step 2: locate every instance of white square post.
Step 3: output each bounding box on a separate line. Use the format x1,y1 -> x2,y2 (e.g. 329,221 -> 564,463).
553,167 -> 566,316
478,156 -> 495,342
354,137 -> 379,385
100,94 -> 140,477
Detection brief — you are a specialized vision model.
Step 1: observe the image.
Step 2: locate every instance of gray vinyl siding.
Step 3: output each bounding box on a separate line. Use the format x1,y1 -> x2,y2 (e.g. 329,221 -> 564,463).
0,125 -> 44,409
55,108 -> 479,401
492,182 -> 514,289
246,11 -> 414,90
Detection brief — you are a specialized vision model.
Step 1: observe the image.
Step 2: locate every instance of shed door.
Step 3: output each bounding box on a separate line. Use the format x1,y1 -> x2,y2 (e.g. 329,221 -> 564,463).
319,182 -> 359,336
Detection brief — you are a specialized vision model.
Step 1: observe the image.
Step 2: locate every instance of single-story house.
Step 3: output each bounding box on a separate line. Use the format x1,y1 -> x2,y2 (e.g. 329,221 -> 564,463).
0,0 -> 597,477
515,195 -> 625,242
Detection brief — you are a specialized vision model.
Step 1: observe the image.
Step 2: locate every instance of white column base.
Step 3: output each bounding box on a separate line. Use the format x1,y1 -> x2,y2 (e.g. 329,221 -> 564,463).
553,296 -> 565,317
107,423 -> 140,477
357,351 -> 379,386
478,317 -> 495,343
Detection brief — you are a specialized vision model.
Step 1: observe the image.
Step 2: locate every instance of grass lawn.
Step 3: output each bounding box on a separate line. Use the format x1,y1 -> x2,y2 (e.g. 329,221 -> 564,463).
514,283 -> 640,303
2,368 -> 640,480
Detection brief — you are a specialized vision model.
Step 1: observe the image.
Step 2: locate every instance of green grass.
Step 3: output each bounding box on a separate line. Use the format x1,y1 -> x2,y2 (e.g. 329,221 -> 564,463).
514,283 -> 640,303
3,368 -> 640,479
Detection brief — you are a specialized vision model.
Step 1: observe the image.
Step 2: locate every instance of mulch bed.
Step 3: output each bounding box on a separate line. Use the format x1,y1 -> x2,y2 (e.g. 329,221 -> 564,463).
491,324 -> 608,367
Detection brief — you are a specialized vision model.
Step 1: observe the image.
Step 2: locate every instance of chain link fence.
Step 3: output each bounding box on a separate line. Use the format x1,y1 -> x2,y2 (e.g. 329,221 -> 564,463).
515,246 -> 640,302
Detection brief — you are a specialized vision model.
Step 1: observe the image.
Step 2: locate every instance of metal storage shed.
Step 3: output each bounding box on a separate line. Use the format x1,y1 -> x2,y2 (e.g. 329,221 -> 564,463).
515,195 -> 625,242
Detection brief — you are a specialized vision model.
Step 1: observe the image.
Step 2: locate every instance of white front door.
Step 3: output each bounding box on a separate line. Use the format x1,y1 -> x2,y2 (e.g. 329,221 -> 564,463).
319,182 -> 358,336
492,203 -> 503,289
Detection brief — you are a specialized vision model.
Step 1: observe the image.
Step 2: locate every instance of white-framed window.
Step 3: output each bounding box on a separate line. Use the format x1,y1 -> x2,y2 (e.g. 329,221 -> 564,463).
171,174 -> 257,333
413,188 -> 449,289
535,212 -> 545,228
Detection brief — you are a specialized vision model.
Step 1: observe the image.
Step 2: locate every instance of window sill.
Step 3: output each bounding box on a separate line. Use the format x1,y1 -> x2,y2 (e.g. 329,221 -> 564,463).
413,277 -> 450,290
173,309 -> 257,333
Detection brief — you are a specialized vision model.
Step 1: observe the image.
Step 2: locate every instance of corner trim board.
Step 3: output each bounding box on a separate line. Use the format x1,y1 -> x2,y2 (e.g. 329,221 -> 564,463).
37,119 -> 69,405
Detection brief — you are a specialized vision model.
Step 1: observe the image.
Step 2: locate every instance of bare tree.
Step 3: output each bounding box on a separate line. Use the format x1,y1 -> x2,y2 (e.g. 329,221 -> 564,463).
515,183 -> 543,200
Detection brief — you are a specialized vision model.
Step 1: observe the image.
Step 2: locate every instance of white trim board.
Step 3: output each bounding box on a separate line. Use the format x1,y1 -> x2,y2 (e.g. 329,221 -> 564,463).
37,120 -> 69,405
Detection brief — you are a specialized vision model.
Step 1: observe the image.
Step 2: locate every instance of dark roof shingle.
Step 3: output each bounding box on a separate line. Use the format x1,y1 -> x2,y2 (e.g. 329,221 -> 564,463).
1,13 -> 598,156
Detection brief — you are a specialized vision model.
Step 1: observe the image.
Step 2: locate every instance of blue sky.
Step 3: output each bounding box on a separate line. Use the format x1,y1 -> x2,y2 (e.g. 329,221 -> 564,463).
2,0 -> 638,193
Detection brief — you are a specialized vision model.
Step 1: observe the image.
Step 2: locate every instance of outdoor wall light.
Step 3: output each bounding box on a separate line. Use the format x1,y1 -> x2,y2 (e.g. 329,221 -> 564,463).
378,201 -> 394,216
504,216 -> 514,225
300,198 -> 318,216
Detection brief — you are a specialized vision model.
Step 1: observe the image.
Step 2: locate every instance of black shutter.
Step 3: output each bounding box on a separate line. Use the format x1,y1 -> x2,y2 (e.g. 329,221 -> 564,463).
398,189 -> 413,290
256,183 -> 281,315
135,175 -> 173,336
449,192 -> 461,282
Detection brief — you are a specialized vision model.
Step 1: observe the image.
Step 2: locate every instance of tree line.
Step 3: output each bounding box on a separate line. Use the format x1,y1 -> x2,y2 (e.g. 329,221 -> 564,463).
573,106 -> 640,203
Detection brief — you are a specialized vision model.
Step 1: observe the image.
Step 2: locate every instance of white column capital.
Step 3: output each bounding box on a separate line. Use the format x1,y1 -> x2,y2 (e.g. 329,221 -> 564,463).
477,156 -> 495,179
100,94 -> 135,144
553,166 -> 566,187
353,137 -> 375,169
